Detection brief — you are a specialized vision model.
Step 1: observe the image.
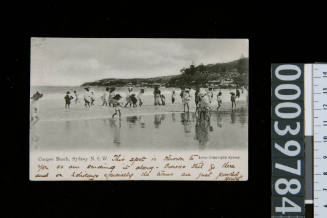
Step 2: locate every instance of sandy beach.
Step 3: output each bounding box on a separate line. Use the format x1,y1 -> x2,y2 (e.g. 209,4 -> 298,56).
32,87 -> 248,122
30,87 -> 248,152
30,87 -> 248,151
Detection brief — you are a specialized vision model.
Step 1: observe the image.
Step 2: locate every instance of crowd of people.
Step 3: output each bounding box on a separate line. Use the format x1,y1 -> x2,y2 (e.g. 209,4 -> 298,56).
182,87 -> 243,120
82,86 -> 243,120
30,85 -> 244,126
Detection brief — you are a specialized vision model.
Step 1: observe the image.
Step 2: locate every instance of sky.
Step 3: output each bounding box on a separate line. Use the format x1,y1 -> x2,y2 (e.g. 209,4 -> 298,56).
31,38 -> 248,86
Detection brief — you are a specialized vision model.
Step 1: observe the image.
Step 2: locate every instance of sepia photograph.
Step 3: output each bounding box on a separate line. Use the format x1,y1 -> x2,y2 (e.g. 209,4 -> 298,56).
30,38 -> 249,180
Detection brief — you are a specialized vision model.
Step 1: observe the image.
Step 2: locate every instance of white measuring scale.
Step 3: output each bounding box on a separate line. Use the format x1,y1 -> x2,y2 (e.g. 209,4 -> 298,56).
313,64 -> 327,218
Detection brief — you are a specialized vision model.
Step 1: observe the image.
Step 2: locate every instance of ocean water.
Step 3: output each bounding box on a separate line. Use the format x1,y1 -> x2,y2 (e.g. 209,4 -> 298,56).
30,110 -> 248,151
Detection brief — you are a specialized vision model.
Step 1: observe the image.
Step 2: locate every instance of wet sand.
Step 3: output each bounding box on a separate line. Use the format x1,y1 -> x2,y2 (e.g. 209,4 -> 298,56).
30,88 -> 248,151
36,97 -> 247,122
31,110 -> 248,151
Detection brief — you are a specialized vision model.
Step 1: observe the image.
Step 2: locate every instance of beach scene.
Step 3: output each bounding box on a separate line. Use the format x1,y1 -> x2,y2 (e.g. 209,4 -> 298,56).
30,86 -> 248,151
30,38 -> 248,152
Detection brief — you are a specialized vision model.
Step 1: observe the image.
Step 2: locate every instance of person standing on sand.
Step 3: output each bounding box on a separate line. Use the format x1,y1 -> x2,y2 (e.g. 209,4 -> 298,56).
83,88 -> 91,108
112,94 -> 122,120
230,92 -> 236,109
64,91 -> 74,111
180,88 -> 184,101
108,87 -> 116,107
130,94 -> 138,107
160,94 -> 166,106
236,89 -> 240,98
197,88 -> 211,120
73,90 -> 79,104
30,91 -> 43,127
171,90 -> 176,104
102,87 -> 110,106
153,86 -> 161,106
207,87 -> 214,103
217,91 -> 222,111
90,91 -> 96,106
124,87 -> 133,107
195,87 -> 200,106
183,89 -> 191,112
137,89 -> 144,107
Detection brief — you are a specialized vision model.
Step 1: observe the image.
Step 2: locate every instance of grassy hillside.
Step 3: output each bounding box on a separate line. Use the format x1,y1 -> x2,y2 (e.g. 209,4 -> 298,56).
82,75 -> 177,87
81,57 -> 248,88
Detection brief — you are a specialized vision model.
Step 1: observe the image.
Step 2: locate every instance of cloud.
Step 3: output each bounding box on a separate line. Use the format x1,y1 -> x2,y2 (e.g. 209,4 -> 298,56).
31,38 -> 248,86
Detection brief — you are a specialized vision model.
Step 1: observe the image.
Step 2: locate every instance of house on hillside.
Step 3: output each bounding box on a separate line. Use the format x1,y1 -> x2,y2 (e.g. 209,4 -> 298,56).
141,82 -> 149,87
220,78 -> 236,88
199,71 -> 209,75
126,82 -> 133,87
227,68 -> 239,78
207,80 -> 221,88
151,82 -> 162,87
102,81 -> 111,86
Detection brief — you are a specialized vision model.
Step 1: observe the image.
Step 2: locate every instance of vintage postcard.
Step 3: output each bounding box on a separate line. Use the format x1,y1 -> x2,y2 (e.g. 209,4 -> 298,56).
30,38 -> 249,181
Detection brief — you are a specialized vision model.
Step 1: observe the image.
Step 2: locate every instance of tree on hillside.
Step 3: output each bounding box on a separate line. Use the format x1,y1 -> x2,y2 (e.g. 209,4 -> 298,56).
220,65 -> 226,72
233,73 -> 248,87
181,64 -> 196,76
236,56 -> 248,75
198,63 -> 205,73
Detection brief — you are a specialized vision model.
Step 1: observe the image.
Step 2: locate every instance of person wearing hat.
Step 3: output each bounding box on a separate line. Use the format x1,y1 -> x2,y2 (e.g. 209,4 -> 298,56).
73,90 -> 79,104
171,90 -> 176,104
90,90 -> 96,106
183,88 -> 191,113
64,91 -> 74,110
153,86 -> 161,106
108,87 -> 116,107
112,93 -> 123,120
124,87 -> 134,107
83,87 -> 91,108
195,87 -> 200,106
30,91 -> 43,126
217,91 -> 222,111
207,87 -> 214,103
102,87 -> 110,106
180,87 -> 184,100
129,94 -> 138,107
160,93 -> 166,106
195,87 -> 203,116
31,91 -> 43,100
198,88 -> 211,120
137,88 -> 144,107
236,89 -> 240,98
